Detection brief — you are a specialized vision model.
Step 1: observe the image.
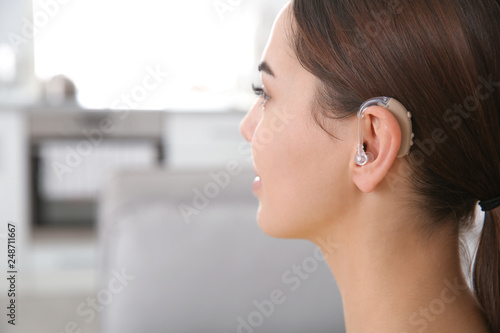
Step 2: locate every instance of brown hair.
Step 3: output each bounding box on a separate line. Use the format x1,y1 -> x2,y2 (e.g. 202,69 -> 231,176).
290,0 -> 500,331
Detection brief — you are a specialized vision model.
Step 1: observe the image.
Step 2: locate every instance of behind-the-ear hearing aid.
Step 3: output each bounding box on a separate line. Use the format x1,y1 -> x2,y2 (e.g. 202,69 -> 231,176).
354,96 -> 414,166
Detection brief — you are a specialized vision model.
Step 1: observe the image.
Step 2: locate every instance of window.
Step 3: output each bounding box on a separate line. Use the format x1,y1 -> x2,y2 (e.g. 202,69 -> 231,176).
33,0 -> 288,110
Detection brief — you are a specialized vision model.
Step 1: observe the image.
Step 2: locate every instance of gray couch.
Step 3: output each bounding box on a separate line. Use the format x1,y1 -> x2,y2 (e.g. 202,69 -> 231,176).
98,168 -> 345,333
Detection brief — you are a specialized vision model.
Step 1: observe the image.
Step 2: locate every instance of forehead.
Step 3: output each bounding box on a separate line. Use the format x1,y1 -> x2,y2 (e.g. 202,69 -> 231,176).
261,4 -> 298,76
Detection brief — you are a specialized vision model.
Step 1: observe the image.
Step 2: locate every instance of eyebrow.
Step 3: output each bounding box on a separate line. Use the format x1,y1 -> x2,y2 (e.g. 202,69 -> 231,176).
258,61 -> 275,77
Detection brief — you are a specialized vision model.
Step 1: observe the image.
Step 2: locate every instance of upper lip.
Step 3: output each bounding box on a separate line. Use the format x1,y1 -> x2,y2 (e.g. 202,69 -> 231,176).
253,164 -> 260,177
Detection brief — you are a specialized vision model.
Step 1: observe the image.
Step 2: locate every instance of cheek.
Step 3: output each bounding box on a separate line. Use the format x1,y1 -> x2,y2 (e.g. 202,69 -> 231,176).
253,117 -> 350,239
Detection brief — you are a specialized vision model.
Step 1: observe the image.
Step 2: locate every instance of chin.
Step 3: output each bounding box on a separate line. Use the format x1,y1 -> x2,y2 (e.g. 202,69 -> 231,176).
256,207 -> 309,240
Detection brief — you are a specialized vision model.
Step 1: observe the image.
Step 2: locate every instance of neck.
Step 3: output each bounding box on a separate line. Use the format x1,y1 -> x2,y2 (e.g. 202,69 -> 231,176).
311,206 -> 487,333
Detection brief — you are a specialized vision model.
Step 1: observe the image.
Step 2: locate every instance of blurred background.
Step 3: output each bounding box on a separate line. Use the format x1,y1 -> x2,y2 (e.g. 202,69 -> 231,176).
0,1 -> 348,332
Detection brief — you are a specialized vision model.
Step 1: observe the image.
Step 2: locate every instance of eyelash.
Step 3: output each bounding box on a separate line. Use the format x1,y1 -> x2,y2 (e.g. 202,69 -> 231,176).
252,84 -> 271,106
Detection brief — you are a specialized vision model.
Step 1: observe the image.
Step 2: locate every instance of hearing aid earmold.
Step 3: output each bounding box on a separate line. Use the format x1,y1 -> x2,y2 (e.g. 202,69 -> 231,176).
354,97 -> 414,166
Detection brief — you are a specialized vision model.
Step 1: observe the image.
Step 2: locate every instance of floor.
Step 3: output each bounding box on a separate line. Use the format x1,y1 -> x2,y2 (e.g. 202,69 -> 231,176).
1,229 -> 99,333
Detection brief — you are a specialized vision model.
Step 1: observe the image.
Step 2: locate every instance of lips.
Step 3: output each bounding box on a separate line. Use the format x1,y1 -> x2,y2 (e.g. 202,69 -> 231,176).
253,176 -> 262,192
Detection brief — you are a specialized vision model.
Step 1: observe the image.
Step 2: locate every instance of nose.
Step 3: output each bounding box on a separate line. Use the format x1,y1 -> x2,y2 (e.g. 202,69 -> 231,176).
239,100 -> 261,142
239,113 -> 253,143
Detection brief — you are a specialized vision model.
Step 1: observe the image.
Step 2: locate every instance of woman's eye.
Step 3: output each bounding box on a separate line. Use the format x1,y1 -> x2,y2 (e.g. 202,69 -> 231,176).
252,83 -> 271,106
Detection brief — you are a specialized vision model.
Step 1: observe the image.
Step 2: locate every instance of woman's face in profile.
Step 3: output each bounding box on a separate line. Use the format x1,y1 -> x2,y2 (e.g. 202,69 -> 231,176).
240,4 -> 357,240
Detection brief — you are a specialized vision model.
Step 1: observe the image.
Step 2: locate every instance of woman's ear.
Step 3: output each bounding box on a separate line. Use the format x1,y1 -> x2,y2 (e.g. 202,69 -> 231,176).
351,106 -> 402,193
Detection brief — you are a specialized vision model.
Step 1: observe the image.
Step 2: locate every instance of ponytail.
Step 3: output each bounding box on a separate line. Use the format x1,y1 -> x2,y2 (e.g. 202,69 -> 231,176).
473,207 -> 500,333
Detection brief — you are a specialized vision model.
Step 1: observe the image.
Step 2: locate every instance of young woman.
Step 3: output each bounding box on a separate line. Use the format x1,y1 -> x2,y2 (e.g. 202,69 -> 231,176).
240,1 -> 499,332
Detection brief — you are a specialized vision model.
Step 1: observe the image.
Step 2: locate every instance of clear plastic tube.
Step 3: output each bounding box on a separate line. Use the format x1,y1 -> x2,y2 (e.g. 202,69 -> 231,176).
355,97 -> 389,165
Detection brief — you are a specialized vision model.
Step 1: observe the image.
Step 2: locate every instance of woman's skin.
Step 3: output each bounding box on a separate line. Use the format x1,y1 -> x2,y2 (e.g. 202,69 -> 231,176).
239,4 -> 489,333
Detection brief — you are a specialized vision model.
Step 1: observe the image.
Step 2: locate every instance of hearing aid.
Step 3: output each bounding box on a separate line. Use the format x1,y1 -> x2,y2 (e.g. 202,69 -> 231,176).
354,97 -> 414,166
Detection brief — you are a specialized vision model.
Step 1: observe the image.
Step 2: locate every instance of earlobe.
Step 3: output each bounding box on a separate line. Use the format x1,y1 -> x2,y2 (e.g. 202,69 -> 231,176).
351,107 -> 403,193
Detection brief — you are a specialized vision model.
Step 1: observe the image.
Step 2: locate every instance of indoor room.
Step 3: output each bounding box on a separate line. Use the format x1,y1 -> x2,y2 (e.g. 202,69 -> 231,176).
1,1 -> 496,333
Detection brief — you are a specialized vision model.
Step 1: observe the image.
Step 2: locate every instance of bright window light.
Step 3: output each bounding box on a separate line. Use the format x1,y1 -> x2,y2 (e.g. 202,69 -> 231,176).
32,0 -> 273,110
